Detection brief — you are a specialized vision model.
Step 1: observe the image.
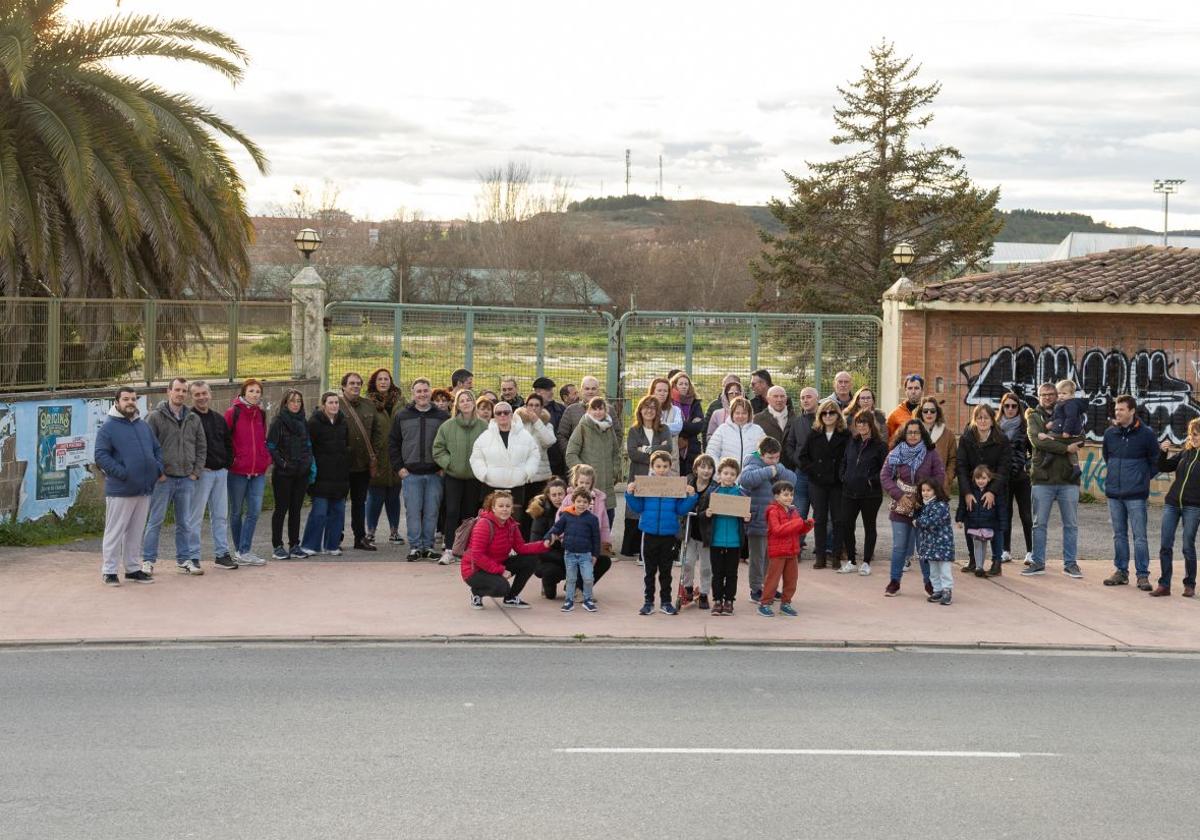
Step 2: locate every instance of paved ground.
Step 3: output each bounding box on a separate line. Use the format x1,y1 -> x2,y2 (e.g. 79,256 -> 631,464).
2,644 -> 1197,840
1,499 -> 1196,650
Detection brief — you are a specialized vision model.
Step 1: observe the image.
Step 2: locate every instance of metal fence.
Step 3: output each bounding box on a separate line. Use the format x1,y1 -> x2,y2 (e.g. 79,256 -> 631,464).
325,303 -> 882,416
324,302 -> 616,395
0,297 -> 294,392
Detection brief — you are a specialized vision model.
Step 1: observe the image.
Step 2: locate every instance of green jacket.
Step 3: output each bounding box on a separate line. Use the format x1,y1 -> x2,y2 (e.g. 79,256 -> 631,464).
565,415 -> 622,502
433,414 -> 488,480
368,395 -> 403,487
342,394 -> 388,478
1026,405 -> 1080,486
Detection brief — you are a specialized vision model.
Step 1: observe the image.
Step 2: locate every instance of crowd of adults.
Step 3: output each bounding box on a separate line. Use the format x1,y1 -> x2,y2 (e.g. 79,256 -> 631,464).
95,365 -> 1199,605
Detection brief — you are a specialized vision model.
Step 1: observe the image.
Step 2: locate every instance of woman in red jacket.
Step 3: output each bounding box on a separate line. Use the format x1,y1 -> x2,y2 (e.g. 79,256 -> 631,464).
224,378 -> 273,565
461,490 -> 552,610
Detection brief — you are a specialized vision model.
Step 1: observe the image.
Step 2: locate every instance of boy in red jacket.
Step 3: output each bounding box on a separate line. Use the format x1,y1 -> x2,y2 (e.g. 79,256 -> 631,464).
759,480 -> 814,617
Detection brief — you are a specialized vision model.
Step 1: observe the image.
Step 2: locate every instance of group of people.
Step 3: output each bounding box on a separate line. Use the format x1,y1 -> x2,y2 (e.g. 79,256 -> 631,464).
95,365 -> 1200,617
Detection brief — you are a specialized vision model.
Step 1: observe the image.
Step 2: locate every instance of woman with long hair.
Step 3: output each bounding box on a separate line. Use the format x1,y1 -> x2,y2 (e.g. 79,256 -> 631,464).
224,378 -> 271,565
911,397 -> 956,496
432,389 -> 488,564
880,419 -> 946,598
799,399 -> 849,570
670,372 -> 705,477
956,403 -> 1011,576
997,391 -> 1034,564
1153,417 -> 1200,598
266,388 -> 312,560
623,394 -> 675,559
840,409 -> 886,576
365,368 -> 404,546
844,386 -> 888,432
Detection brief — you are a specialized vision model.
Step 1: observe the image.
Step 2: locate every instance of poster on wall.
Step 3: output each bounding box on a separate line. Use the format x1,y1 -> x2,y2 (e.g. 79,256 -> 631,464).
37,405 -> 72,500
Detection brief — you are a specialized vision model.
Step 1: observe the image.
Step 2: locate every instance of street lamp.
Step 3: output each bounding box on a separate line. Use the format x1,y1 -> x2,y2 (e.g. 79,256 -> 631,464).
892,242 -> 916,276
294,228 -> 322,261
1153,180 -> 1185,246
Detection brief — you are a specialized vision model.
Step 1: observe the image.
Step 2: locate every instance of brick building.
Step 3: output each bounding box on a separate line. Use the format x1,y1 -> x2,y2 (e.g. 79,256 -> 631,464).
880,246 -> 1200,499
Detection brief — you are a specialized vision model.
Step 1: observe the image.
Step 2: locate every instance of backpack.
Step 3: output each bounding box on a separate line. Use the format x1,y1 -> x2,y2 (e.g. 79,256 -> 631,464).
231,402 -> 267,434
452,515 -> 495,559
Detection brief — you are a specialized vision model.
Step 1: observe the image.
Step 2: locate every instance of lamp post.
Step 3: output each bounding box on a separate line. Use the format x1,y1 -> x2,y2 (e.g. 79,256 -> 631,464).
892,241 -> 916,278
1153,180 -> 1185,246
294,227 -> 322,261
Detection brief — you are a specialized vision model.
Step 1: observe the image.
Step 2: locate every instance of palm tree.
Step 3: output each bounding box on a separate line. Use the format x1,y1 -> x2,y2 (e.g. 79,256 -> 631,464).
0,0 -> 267,297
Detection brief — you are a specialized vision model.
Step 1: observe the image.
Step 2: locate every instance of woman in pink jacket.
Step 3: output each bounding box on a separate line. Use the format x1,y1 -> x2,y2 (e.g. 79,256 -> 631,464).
460,490 -> 551,610
224,378 -> 273,565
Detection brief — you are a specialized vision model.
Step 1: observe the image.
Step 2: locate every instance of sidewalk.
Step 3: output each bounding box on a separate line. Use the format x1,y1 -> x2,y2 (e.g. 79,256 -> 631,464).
1,502 -> 1196,650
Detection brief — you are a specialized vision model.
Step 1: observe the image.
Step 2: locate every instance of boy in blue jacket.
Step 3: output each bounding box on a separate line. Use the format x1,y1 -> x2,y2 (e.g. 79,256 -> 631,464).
547,488 -> 603,612
738,437 -> 797,603
625,450 -> 698,615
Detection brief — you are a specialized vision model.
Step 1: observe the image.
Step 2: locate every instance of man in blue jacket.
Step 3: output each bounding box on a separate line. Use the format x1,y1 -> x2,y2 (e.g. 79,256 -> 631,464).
94,387 -> 163,586
1102,395 -> 1161,590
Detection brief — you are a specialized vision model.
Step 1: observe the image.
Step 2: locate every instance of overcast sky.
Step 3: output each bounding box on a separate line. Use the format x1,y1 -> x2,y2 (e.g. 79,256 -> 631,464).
68,0 -> 1200,230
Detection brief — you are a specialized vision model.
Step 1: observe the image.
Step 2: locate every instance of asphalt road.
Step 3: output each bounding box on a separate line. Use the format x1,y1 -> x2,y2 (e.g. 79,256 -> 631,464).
2,644 -> 1196,840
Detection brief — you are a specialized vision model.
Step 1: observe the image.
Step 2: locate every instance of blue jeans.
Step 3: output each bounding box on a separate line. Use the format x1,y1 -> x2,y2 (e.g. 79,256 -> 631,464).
889,520 -> 928,583
402,473 -> 443,550
142,476 -> 194,563
227,473 -> 266,555
564,550 -> 595,602
1031,483 -> 1079,567
302,496 -> 346,552
366,484 -> 402,534
1107,497 -> 1149,578
185,468 -> 229,559
1159,504 -> 1200,588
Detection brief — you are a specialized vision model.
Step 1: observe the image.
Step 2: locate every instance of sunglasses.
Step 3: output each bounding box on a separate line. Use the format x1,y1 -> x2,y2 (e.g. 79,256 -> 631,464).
494,410 -> 512,416
921,408 -> 938,414
1002,403 -> 1019,409
821,410 -> 839,417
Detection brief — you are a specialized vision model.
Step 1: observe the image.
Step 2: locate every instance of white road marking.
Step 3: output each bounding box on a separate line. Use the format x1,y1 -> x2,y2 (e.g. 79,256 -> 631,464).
556,748 -> 1060,758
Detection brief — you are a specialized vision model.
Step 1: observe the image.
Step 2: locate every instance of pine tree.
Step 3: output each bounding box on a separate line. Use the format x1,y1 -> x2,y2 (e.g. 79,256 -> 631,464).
752,41 -> 1001,314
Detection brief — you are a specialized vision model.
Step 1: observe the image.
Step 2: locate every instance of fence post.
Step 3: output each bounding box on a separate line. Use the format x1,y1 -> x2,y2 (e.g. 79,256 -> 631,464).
607,313 -> 623,411
227,300 -> 239,383
143,299 -> 158,385
684,316 -> 694,375
749,317 -> 759,372
46,298 -> 61,390
463,310 -> 475,371
392,306 -> 403,385
812,318 -> 824,394
535,314 -> 546,378
290,265 -> 326,383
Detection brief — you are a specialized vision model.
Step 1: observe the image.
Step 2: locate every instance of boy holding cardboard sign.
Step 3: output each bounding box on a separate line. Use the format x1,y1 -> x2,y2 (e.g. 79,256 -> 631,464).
625,450 -> 698,615
704,456 -> 752,615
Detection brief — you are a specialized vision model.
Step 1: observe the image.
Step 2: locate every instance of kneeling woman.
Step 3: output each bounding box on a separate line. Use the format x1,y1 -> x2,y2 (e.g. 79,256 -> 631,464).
460,490 -> 551,609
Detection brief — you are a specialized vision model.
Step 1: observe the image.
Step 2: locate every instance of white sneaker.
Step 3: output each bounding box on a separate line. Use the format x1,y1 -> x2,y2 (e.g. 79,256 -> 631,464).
231,551 -> 241,563
239,552 -> 266,566
141,561 -> 154,576
329,548 -> 343,557
859,562 -> 871,576
637,557 -> 644,566
837,561 -> 857,574
299,547 -> 317,557
1001,551 -> 1012,563
438,549 -> 455,565
1023,551 -> 1033,567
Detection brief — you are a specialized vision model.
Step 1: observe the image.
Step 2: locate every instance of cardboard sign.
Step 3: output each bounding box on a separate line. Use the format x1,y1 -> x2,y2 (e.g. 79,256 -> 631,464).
707,493 -> 751,517
633,475 -> 689,498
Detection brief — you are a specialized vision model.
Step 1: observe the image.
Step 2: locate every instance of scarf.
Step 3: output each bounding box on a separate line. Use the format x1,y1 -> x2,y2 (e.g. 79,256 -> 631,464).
279,407 -> 307,437
768,405 -> 789,429
886,439 -> 927,478
369,387 -> 400,414
927,422 -> 946,444
999,413 -> 1024,442
584,414 -> 612,432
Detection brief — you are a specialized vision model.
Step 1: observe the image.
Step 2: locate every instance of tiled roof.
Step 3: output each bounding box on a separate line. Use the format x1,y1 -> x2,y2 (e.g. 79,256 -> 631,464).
918,246 -> 1200,305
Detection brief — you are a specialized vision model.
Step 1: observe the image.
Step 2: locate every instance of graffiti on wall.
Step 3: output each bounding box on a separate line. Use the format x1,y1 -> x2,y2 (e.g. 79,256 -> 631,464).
960,344 -> 1200,444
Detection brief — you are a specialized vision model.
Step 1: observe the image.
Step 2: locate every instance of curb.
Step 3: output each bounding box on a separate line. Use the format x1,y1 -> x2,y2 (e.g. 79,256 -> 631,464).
2,634 -> 1199,656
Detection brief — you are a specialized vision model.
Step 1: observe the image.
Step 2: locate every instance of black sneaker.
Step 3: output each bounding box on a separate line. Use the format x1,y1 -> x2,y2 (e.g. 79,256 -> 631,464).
124,570 -> 154,583
1020,564 -> 1046,576
214,554 -> 238,569
501,597 -> 531,609
1062,563 -> 1083,579
406,550 -> 421,562
470,594 -> 484,610
103,574 -> 120,586
354,539 -> 378,552
421,548 -> 439,560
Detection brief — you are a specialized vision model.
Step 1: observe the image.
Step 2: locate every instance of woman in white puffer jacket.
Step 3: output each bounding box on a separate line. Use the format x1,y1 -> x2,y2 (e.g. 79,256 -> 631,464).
470,401 -> 542,510
705,396 -> 766,466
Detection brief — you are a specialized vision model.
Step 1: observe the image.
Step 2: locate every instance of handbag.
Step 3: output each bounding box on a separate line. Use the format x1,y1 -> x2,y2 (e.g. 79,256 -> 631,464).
889,492 -> 917,517
342,400 -> 378,477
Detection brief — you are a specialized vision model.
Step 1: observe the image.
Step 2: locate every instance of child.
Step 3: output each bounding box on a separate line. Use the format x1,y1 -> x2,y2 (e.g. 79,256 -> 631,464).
758,480 -> 815,617
704,457 -> 751,615
1038,379 -> 1088,480
680,453 -> 717,610
739,436 -> 798,604
546,488 -> 602,613
957,465 -> 1003,578
913,479 -> 955,605
625,450 -> 699,615
566,463 -> 613,555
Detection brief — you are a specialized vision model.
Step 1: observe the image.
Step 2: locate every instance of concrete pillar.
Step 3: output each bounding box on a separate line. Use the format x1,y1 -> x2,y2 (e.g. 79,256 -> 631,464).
880,276 -> 913,411
290,265 -> 325,382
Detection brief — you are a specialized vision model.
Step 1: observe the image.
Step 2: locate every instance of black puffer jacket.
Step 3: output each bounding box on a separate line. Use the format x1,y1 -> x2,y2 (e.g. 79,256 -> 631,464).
1159,447 -> 1200,509
307,409 -> 350,499
688,475 -> 718,545
799,428 -> 849,487
267,408 -> 312,477
956,428 -> 1012,498
840,435 -> 885,499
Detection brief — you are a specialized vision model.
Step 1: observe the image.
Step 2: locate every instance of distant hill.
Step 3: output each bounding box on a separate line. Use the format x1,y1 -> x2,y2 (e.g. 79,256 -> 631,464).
995,208 -> 1200,243
563,194 -> 785,238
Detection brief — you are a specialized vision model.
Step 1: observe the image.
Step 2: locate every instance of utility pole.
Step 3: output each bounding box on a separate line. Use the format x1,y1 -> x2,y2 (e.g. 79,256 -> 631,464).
658,155 -> 663,197
1153,179 -> 1185,246
625,149 -> 631,196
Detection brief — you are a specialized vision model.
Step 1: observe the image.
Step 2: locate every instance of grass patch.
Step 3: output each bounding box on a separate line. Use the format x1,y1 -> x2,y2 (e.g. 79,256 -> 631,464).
0,503 -> 106,546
